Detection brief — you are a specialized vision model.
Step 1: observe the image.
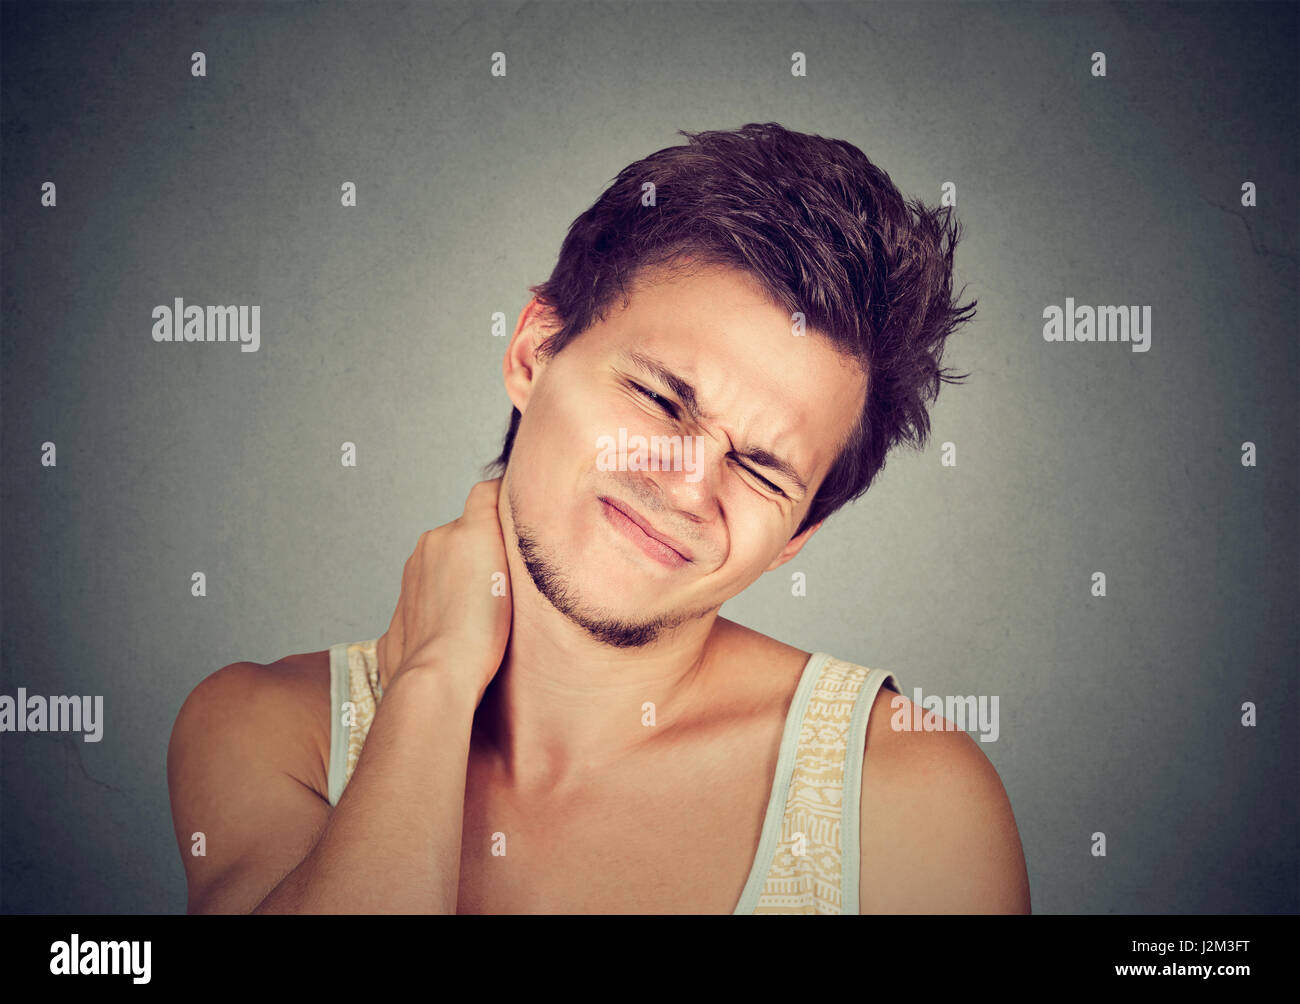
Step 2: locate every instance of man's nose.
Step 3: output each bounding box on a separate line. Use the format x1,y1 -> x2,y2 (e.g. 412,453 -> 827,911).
641,431 -> 724,520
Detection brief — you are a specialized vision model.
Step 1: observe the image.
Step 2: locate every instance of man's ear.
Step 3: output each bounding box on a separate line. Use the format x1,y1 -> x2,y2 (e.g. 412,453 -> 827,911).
765,519 -> 823,572
502,297 -> 561,413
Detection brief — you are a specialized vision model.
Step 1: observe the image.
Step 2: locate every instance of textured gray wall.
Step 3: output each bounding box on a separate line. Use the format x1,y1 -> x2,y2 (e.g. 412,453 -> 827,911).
1,0 -> 1295,914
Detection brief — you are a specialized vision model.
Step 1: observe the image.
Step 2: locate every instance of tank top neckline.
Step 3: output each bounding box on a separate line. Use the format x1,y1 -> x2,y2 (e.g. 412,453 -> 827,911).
332,640 -> 835,914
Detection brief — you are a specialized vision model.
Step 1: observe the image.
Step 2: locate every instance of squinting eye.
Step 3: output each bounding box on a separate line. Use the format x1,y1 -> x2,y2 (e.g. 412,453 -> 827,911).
627,381 -> 787,499
733,459 -> 787,497
631,382 -> 676,416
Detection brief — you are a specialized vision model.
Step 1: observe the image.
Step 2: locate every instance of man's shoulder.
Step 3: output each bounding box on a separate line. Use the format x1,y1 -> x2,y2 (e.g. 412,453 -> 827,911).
715,628 -> 1031,911
171,647 -> 333,802
861,685 -> 986,765
713,618 -> 812,672
856,687 -> 1031,912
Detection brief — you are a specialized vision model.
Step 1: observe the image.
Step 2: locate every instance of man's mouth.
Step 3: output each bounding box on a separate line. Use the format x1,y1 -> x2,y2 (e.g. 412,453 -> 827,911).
598,496 -> 693,566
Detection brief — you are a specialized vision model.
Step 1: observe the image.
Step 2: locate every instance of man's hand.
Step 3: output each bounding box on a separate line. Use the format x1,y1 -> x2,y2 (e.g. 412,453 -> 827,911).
375,478 -> 512,704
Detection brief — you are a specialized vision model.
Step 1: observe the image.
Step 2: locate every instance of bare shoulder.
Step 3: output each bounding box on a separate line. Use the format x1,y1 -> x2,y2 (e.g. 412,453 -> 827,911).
856,685 -> 1031,914
715,617 -> 812,676
261,647 -> 334,799
166,647 -> 334,913
168,648 -> 333,818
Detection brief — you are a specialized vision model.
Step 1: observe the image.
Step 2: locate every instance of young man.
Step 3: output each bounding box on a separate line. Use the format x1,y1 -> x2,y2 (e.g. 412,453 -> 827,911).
168,123 -> 1030,914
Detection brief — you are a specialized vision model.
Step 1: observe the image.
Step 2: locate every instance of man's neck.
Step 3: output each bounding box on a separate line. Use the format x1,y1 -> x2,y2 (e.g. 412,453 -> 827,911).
471,594 -> 732,799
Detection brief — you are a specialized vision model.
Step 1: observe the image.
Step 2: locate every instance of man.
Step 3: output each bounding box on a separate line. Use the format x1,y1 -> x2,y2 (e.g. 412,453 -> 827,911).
167,122 -> 1030,914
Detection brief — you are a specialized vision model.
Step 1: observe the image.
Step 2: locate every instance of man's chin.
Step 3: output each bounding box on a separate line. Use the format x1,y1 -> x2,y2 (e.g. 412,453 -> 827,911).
510,489 -> 712,645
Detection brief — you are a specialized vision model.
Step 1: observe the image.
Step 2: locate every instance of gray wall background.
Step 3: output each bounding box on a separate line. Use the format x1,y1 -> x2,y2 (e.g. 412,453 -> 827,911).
1,0 -> 1295,913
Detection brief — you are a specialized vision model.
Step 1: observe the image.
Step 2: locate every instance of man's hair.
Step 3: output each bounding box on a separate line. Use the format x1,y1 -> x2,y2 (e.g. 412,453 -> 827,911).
483,121 -> 976,539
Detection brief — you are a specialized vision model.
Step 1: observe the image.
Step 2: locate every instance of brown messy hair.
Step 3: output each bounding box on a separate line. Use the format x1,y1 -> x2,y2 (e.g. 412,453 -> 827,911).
483,122 -> 976,540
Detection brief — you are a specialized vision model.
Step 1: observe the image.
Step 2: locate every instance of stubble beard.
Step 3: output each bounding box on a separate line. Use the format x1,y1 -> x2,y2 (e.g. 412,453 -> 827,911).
507,484 -> 714,649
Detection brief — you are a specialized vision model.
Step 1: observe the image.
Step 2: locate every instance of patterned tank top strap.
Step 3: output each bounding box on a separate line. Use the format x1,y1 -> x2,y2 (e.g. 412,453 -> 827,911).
751,654 -> 900,914
327,638 -> 383,806
344,639 -> 383,788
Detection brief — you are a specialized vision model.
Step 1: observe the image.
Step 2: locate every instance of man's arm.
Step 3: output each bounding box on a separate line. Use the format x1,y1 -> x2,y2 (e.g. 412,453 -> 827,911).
167,657 -> 479,914
168,479 -> 512,914
166,660 -> 330,914
858,689 -> 1031,913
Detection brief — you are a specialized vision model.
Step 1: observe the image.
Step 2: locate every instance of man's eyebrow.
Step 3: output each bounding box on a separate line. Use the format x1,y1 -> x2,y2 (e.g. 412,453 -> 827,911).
735,445 -> 809,498
622,349 -> 711,422
619,348 -> 810,497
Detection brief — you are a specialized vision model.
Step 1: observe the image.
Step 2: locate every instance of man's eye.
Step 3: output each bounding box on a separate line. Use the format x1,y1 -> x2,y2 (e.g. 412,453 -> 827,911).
733,459 -> 787,497
627,381 -> 786,499
631,382 -> 676,416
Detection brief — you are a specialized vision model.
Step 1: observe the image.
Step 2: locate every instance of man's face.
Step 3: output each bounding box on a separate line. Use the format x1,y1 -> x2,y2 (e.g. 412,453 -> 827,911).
501,262 -> 868,647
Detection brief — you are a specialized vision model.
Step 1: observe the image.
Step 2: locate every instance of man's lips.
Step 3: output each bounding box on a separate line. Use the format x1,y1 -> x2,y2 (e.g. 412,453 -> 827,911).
597,496 -> 693,561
